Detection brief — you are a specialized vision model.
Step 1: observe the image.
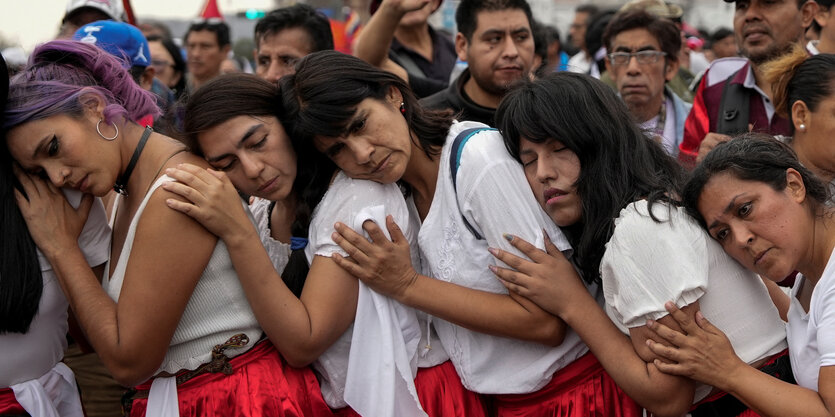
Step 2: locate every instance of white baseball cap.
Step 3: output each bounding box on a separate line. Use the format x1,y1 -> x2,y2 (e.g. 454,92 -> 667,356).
63,0 -> 124,23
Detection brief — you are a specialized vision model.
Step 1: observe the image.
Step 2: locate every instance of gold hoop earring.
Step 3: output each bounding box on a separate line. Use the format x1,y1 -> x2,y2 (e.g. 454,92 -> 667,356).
96,119 -> 119,141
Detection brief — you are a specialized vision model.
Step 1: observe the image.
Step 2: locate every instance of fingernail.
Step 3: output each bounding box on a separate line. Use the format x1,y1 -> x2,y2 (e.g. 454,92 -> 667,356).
331,232 -> 339,241
488,247 -> 498,256
165,199 -> 174,206
164,168 -> 172,174
645,339 -> 652,347
488,265 -> 497,273
503,233 -> 513,242
696,311 -> 704,320
646,319 -> 655,327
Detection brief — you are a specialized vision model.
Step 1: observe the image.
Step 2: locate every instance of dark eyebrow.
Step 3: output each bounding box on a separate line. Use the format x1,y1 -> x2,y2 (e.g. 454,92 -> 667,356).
613,45 -> 658,53
481,29 -> 506,38
707,193 -> 743,230
206,123 -> 263,163
511,28 -> 531,35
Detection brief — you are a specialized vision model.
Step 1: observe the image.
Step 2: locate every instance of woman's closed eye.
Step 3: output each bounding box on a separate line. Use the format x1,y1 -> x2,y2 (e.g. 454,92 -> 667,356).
349,118 -> 366,134
47,136 -> 59,157
249,136 -> 268,150
214,158 -> 237,172
326,143 -> 345,158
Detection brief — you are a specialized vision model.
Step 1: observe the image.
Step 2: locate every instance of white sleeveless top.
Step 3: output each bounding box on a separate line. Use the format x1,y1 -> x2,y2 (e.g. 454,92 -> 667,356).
103,175 -> 262,374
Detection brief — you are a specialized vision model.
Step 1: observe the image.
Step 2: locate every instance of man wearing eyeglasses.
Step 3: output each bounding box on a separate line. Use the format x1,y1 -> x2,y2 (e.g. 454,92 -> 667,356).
185,18 -> 231,91
678,0 -> 815,168
603,9 -> 691,156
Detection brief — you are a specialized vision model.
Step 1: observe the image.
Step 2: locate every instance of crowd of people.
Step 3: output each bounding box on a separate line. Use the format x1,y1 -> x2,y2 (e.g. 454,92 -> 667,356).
1,0 -> 835,416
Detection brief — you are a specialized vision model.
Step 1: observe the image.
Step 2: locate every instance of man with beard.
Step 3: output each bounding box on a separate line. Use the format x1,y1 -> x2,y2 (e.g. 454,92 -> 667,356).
420,0 -> 535,126
678,0 -> 815,168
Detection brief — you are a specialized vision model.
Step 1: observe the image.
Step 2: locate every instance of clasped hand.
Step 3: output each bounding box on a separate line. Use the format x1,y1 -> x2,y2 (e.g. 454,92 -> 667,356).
13,165 -> 92,259
331,215 -> 418,300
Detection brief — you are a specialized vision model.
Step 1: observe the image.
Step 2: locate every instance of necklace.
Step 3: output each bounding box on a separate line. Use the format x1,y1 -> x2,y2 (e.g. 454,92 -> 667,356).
113,126 -> 153,196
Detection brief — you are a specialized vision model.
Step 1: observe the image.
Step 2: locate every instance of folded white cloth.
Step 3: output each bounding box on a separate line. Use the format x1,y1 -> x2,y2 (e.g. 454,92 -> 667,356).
145,376 -> 179,417
343,205 -> 426,417
10,362 -> 84,417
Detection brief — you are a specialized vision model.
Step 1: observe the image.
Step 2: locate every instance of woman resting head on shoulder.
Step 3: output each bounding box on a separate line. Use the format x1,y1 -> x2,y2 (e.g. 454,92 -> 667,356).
646,134 -> 835,416
176,73 -> 324,297
3,40 -> 329,416
486,72 -> 787,416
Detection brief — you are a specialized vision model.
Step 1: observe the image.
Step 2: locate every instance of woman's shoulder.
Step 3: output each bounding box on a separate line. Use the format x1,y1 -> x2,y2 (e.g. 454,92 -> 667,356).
312,171 -> 407,223
611,200 -> 704,244
326,171 -> 402,200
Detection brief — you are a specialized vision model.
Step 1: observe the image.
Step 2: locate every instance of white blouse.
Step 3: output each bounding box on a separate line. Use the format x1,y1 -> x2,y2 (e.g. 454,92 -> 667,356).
249,197 -> 292,275
787,247 -> 835,391
601,200 -> 787,402
0,191 -> 110,387
305,171 -> 426,416
0,190 -> 110,417
418,121 -> 590,394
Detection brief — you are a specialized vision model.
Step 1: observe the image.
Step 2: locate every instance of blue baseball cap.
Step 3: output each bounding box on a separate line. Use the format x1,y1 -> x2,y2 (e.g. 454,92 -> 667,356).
73,20 -> 150,68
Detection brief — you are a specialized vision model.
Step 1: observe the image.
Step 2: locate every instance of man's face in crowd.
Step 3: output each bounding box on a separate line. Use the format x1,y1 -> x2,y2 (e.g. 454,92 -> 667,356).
606,28 -> 677,121
457,8 -> 535,97
733,0 -> 805,64
254,27 -> 313,83
185,29 -> 228,80
712,34 -> 738,59
570,11 -> 590,51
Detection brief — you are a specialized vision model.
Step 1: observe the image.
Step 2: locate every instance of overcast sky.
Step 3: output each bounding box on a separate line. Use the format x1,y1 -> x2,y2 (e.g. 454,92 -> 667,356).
1,0 -> 274,52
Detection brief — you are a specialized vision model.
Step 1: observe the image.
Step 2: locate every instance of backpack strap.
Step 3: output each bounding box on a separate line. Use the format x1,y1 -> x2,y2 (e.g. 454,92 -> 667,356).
390,49 -> 427,80
715,68 -> 751,136
449,127 -> 497,240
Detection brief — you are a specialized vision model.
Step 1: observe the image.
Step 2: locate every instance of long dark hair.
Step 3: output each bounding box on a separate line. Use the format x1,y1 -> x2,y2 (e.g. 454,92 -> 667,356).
182,73 -> 325,297
682,133 -> 828,228
279,51 -> 453,167
497,72 -> 686,284
0,52 -> 43,334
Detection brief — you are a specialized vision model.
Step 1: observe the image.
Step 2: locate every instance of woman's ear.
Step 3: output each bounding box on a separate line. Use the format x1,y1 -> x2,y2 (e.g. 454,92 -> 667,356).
785,167 -> 808,205
78,90 -> 106,122
791,100 -> 810,134
387,85 -> 404,108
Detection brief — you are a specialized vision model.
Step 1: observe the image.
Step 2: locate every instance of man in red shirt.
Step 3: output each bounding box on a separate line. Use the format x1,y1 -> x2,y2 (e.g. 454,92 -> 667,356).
678,0 -> 815,168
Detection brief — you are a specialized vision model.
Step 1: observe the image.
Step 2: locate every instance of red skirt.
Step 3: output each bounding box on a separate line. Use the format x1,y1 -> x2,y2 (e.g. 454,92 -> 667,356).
491,351 -> 642,417
0,388 -> 25,415
332,361 -> 487,417
126,340 -> 334,417
415,360 -> 488,417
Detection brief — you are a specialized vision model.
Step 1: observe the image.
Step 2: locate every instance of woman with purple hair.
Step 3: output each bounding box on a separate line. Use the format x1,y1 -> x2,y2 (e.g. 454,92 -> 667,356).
2,40 -> 333,416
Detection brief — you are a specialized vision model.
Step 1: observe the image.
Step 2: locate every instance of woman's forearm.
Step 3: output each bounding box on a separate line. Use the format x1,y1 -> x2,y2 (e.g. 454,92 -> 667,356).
398,274 -> 566,345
